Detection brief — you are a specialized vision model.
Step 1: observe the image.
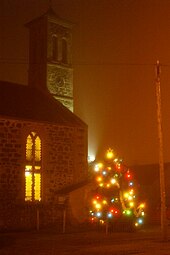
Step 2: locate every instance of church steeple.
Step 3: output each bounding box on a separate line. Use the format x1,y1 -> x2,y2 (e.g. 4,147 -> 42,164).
26,7 -> 74,112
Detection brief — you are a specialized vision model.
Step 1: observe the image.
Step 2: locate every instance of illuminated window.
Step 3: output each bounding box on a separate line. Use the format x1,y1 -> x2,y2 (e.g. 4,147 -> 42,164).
25,132 -> 42,202
62,38 -> 68,64
52,35 -> 58,61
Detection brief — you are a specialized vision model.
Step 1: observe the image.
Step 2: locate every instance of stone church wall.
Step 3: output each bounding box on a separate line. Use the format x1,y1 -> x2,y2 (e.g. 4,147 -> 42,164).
0,118 -> 87,230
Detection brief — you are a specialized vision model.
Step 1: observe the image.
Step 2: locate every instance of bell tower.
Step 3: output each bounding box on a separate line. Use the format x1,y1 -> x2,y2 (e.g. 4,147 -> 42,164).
26,8 -> 74,112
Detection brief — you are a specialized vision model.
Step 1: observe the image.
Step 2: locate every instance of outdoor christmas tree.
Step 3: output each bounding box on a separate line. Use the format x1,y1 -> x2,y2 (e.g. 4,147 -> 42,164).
89,149 -> 145,230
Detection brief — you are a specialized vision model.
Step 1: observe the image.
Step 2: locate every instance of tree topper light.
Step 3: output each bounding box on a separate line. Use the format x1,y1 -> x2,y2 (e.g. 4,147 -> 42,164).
106,148 -> 114,159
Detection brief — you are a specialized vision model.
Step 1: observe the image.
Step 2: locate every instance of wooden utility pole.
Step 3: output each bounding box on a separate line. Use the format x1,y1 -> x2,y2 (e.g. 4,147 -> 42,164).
63,208 -> 66,233
155,60 -> 167,241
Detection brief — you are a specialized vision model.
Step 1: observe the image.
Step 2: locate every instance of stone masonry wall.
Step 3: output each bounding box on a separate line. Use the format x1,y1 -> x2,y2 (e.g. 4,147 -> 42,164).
0,117 -> 87,230
0,119 -> 23,205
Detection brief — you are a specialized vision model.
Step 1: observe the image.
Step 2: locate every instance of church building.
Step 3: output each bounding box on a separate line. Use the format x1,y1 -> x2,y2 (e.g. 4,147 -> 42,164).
0,8 -> 88,231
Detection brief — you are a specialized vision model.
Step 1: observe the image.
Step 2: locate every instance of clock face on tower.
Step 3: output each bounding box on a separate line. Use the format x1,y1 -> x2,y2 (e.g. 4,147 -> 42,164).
47,66 -> 73,98
56,77 -> 65,87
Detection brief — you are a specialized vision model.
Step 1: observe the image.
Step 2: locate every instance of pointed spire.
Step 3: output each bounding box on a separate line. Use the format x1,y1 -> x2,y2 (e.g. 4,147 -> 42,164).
48,0 -> 52,8
44,0 -> 60,20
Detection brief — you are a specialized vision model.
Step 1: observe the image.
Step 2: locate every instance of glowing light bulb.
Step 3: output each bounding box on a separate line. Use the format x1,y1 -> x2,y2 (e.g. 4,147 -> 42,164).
129,189 -> 134,195
126,171 -> 131,179
97,177 -> 102,182
96,203 -> 101,209
116,163 -> 121,170
96,212 -> 102,217
128,195 -> 133,201
100,220 -> 105,224
125,210 -> 132,215
94,163 -> 103,172
94,164 -> 99,172
139,203 -> 145,208
129,202 -> 134,207
124,192 -> 129,198
138,218 -> 143,224
107,212 -> 112,218
110,178 -> 116,184
106,149 -> 114,159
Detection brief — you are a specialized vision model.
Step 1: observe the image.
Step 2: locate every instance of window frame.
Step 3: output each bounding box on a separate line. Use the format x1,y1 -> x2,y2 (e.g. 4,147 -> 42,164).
25,132 -> 42,202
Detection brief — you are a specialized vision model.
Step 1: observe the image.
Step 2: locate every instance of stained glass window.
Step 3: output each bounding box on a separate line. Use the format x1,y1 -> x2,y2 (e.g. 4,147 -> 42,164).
25,132 -> 42,202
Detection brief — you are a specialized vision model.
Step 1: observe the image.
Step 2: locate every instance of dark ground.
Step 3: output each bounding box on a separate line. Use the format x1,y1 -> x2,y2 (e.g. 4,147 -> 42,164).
0,225 -> 170,255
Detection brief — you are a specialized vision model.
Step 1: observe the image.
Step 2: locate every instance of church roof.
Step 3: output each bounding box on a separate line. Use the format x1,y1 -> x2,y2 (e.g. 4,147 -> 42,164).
56,179 -> 89,194
0,81 -> 87,127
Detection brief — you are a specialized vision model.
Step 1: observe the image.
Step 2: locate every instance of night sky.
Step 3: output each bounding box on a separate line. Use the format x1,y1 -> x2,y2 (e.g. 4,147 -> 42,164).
1,0 -> 170,165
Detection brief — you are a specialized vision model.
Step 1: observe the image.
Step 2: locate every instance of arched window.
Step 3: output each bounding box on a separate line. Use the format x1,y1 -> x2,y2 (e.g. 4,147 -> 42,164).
52,35 -> 58,61
62,38 -> 68,64
25,132 -> 42,202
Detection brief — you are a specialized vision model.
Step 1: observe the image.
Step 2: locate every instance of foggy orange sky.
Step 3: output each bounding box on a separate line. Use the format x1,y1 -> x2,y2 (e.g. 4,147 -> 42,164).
1,0 -> 170,165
